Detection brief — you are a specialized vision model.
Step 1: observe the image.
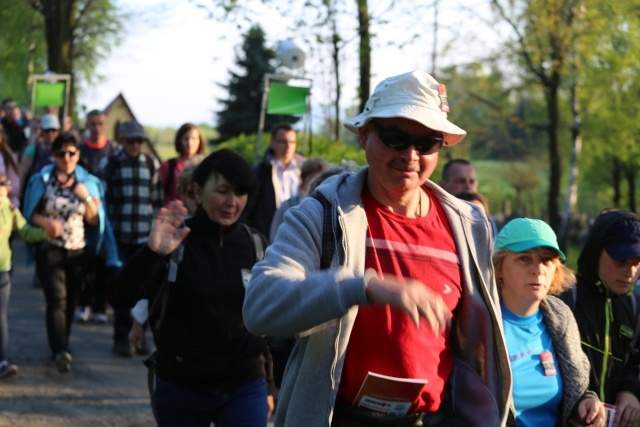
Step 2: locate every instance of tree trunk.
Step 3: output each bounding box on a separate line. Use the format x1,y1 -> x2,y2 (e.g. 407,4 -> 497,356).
331,28 -> 341,142
40,0 -> 77,114
546,74 -> 562,232
357,0 -> 370,113
559,66 -> 582,248
431,0 -> 439,77
626,165 -> 636,213
612,157 -> 621,207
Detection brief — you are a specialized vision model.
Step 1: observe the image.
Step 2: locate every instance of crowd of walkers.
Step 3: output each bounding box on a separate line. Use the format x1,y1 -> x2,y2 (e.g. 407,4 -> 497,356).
1,69 -> 640,427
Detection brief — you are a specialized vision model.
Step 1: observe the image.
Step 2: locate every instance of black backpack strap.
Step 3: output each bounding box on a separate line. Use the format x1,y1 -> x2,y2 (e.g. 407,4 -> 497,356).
150,243 -> 183,337
311,193 -> 339,270
144,242 -> 183,416
164,158 -> 178,198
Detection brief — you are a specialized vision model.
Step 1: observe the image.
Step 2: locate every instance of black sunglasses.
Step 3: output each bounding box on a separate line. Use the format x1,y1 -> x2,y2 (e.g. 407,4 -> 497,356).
370,121 -> 444,155
54,150 -> 78,158
0,180 -> 10,187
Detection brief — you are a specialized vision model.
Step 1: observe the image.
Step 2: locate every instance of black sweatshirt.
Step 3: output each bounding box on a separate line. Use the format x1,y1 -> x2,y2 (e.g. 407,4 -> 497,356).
107,206 -> 270,395
560,210 -> 640,404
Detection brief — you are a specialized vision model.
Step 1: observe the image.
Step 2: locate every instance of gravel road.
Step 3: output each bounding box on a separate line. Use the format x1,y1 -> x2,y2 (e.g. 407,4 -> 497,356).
0,240 -> 155,427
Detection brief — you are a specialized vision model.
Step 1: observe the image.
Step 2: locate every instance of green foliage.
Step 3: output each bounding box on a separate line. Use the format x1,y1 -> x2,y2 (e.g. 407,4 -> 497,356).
577,2 -> 640,211
0,1 -> 47,105
438,65 -> 548,162
307,135 -> 366,166
216,25 -> 298,143
215,134 -> 258,163
0,0 -> 124,118
213,131 -> 366,167
71,0 -> 126,89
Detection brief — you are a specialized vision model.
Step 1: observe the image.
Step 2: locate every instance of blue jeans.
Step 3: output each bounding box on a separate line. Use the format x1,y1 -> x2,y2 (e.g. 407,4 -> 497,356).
0,272 -> 11,361
154,377 -> 268,427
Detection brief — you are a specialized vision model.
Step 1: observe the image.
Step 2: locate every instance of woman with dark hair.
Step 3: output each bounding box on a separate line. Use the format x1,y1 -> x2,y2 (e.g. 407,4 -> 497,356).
160,123 -> 206,206
22,132 -> 120,372
108,149 -> 274,427
0,126 -> 20,207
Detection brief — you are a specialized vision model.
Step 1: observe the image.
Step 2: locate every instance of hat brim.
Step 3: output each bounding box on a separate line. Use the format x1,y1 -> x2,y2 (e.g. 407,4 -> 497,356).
503,239 -> 566,261
343,103 -> 466,146
605,244 -> 640,261
121,133 -> 149,141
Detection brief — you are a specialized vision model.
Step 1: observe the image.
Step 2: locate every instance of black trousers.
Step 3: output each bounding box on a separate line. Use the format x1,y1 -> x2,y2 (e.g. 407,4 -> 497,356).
113,243 -> 145,342
36,245 -> 87,357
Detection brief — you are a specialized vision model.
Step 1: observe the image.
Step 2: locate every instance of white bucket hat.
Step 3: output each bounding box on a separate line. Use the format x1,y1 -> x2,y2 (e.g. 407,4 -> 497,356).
40,113 -> 61,131
344,70 -> 467,146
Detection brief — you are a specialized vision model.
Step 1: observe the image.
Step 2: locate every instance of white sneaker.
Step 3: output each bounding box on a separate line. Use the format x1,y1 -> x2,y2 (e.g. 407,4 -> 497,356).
74,306 -> 90,323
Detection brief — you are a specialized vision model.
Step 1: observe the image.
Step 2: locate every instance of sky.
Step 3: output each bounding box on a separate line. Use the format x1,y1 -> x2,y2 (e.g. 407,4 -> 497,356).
78,0 -> 494,129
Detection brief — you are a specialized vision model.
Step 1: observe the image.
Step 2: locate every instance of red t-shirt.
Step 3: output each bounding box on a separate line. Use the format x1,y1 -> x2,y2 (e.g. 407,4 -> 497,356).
336,186 -> 461,413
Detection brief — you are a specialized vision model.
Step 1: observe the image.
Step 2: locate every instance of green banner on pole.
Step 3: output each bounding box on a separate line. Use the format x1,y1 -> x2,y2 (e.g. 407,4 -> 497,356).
267,83 -> 309,115
34,82 -> 66,107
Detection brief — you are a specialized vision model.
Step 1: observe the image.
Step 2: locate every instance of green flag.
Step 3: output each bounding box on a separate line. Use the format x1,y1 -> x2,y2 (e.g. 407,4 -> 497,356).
267,83 -> 309,115
34,82 -> 66,107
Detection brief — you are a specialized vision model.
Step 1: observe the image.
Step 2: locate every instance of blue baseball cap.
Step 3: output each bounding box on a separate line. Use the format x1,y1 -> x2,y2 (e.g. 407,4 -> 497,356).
495,218 -> 566,261
603,220 -> 640,261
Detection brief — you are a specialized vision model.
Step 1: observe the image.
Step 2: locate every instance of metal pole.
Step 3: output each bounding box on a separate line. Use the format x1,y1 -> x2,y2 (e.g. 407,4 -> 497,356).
255,75 -> 271,167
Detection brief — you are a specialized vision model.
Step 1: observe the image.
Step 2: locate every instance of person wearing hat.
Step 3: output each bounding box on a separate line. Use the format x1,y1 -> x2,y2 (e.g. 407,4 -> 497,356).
559,209 -> 640,427
493,218 -> 605,427
243,70 -> 512,426
99,120 -> 162,358
18,113 -> 61,194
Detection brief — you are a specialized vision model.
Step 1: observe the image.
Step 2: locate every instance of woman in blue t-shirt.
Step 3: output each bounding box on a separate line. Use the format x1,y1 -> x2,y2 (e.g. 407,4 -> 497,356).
493,218 -> 605,427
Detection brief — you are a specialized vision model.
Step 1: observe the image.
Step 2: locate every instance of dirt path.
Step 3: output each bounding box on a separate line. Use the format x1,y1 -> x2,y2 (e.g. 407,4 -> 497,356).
0,240 -> 155,427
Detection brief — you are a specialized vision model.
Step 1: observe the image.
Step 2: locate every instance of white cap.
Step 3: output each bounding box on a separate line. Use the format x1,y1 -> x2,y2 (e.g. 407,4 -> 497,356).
40,114 -> 61,130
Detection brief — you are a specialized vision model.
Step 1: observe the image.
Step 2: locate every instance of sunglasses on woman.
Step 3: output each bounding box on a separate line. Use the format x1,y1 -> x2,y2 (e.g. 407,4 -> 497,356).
370,121 -> 444,155
54,150 -> 78,158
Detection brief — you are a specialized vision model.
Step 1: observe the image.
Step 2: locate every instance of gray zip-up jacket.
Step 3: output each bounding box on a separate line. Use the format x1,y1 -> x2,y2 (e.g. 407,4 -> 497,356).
538,296 -> 597,427
243,168 -> 514,427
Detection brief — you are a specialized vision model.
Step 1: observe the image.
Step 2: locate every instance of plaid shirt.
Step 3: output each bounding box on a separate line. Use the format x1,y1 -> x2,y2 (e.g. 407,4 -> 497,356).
99,150 -> 162,245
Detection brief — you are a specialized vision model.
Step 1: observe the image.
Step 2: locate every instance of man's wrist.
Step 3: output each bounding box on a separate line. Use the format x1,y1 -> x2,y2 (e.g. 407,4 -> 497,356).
364,268 -> 378,304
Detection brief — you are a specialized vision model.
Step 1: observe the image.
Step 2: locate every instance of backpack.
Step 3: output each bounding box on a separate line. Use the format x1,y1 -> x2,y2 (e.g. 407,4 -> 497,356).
143,223 -> 264,419
269,192 -> 340,388
19,143 -> 54,205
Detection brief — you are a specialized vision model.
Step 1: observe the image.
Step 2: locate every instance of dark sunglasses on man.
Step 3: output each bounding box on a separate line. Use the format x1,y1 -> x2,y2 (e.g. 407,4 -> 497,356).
370,120 -> 444,155
0,180 -> 10,187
